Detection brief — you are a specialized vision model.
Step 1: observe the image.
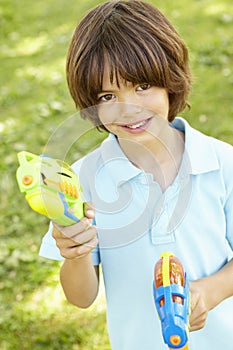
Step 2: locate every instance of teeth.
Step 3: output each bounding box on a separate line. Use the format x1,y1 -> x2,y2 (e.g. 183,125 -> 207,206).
126,120 -> 147,129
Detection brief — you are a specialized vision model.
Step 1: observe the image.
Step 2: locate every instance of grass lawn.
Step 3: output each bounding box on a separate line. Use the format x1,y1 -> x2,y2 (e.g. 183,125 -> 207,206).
0,0 -> 233,349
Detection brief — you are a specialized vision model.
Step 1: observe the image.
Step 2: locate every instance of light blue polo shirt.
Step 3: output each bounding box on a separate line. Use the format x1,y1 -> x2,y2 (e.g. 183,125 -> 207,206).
39,117 -> 233,350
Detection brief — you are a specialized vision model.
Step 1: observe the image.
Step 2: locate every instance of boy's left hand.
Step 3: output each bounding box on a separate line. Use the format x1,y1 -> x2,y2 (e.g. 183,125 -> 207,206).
189,259 -> 233,332
189,280 -> 210,331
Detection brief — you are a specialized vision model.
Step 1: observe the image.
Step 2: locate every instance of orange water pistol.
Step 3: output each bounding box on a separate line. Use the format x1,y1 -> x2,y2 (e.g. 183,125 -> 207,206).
153,252 -> 189,349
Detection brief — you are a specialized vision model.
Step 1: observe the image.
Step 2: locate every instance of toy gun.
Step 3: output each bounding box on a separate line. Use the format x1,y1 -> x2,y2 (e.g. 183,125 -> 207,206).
16,151 -> 84,226
153,252 -> 189,350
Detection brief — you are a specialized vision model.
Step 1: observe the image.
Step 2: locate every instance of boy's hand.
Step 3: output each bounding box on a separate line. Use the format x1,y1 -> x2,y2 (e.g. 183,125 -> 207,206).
189,280 -> 209,331
52,202 -> 98,260
189,259 -> 233,332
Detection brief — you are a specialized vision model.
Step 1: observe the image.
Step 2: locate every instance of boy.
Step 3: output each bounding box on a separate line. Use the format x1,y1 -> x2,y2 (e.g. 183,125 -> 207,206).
40,1 -> 233,349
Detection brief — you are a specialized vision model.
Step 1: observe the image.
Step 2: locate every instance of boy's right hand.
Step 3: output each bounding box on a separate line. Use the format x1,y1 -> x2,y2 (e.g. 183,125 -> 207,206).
52,202 -> 98,260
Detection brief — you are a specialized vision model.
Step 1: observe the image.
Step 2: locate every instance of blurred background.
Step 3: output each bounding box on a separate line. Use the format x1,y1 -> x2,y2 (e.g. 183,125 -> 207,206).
0,0 -> 233,349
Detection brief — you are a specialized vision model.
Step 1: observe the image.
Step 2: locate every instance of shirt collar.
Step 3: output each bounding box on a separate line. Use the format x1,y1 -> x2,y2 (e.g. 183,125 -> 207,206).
171,117 -> 219,175
100,117 -> 219,184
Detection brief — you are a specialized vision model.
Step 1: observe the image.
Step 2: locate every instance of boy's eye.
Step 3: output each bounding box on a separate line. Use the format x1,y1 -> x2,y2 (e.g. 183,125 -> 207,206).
98,93 -> 115,102
137,83 -> 151,91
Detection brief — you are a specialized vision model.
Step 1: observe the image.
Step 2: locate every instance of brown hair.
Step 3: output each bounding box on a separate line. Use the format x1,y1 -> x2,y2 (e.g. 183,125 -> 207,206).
66,0 -> 192,131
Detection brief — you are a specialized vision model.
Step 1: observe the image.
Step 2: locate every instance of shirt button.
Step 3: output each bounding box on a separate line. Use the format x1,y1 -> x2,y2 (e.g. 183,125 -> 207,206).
140,177 -> 148,185
139,173 -> 153,184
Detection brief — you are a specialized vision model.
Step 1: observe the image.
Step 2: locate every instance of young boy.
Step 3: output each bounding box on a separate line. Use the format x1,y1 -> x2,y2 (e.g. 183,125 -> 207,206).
39,1 -> 233,349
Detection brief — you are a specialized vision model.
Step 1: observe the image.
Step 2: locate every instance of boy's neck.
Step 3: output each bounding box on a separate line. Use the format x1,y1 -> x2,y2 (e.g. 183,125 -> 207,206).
118,127 -> 185,190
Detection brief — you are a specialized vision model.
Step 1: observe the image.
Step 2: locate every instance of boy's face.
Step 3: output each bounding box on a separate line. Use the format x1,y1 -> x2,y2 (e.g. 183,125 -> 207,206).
97,68 -> 169,140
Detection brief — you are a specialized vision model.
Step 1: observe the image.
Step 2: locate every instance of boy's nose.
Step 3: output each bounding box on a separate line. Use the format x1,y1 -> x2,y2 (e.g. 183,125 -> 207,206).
119,102 -> 143,119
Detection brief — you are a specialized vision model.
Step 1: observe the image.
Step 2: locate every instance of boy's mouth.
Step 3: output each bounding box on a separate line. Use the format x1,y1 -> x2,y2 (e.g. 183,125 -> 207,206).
119,117 -> 153,133
125,119 -> 148,129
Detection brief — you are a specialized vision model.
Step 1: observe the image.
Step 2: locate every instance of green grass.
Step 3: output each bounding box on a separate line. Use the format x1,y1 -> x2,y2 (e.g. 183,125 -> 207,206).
1,0 -> 233,349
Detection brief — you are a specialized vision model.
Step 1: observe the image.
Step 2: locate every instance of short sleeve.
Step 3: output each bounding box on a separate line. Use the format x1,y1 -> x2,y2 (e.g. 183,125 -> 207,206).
225,186 -> 233,253
88,216 -> 101,265
222,145 -> 233,254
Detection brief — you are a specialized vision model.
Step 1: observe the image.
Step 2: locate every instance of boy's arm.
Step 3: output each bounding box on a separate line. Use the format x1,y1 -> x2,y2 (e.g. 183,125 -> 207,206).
189,258 -> 233,331
52,203 -> 99,308
60,255 -> 99,308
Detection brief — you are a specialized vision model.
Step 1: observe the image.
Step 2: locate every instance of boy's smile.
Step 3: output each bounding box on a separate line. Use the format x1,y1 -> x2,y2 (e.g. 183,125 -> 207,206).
115,116 -> 154,134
